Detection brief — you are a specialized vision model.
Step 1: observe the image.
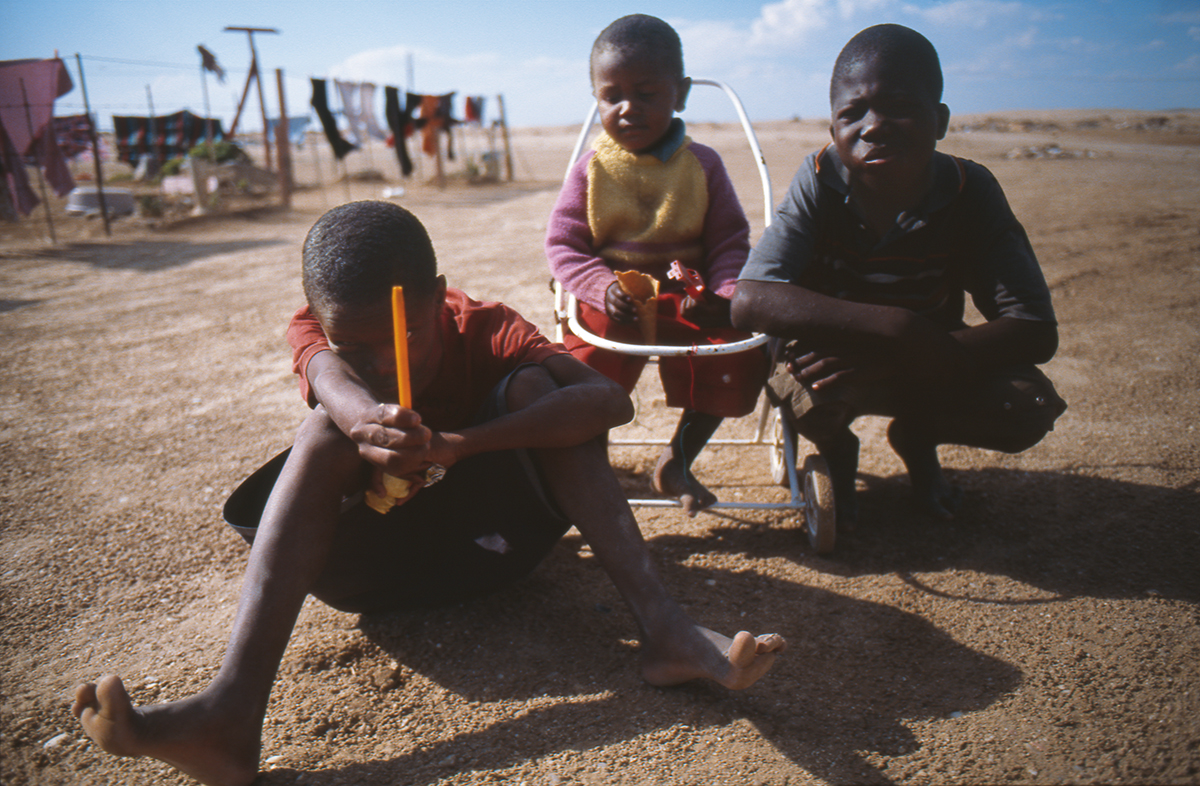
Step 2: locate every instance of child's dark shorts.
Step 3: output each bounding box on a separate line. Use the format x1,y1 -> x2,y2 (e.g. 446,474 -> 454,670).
766,343 -> 1067,451
223,367 -> 570,611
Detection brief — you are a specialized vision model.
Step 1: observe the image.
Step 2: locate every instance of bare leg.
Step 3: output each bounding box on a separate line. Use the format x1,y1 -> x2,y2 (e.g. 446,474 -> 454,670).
888,417 -> 963,519
508,370 -> 786,688
653,409 -> 722,517
73,409 -> 362,786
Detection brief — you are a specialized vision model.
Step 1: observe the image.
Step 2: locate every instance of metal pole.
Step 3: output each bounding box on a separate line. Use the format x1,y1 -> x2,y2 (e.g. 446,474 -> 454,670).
18,77 -> 56,243
496,93 -> 513,182
75,53 -> 110,237
198,53 -> 215,161
145,84 -> 157,171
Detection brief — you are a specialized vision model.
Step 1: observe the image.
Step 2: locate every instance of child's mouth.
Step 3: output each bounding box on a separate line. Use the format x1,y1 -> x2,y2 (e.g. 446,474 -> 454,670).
863,146 -> 896,163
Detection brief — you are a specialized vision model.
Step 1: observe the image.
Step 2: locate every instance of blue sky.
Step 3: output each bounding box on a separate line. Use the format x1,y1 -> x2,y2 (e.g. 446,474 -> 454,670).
4,0 -> 1198,131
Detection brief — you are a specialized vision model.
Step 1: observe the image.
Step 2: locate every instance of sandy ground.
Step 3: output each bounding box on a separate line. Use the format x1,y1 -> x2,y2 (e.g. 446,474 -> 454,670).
2,109 -> 1199,785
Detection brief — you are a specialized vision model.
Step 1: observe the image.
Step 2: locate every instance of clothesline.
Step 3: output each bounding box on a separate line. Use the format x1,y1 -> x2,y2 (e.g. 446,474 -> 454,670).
310,77 -> 491,179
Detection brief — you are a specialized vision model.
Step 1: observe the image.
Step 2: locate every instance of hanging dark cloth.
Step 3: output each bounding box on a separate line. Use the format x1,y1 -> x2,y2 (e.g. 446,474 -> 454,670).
111,110 -> 225,164
53,114 -> 94,159
310,78 -> 356,160
0,116 -> 36,217
439,92 -> 457,161
383,86 -> 413,177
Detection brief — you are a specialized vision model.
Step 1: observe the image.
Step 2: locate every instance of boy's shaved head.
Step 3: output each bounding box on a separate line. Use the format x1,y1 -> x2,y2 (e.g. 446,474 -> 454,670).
591,13 -> 685,83
831,24 -> 943,104
302,201 -> 438,317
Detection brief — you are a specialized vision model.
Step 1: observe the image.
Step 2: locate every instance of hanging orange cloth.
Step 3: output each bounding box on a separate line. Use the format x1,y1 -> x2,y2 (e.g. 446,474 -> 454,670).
419,94 -> 441,156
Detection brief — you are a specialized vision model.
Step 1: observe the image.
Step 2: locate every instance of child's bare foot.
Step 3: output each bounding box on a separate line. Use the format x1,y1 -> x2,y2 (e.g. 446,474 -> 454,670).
638,604 -> 786,688
654,449 -> 717,517
72,675 -> 260,786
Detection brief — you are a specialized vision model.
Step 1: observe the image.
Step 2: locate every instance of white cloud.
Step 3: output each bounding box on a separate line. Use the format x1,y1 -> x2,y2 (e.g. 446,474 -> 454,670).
750,0 -> 833,45
674,19 -> 756,73
1007,26 -> 1037,49
835,0 -> 893,21
1174,53 -> 1200,73
905,0 -> 1025,29
1157,10 -> 1200,26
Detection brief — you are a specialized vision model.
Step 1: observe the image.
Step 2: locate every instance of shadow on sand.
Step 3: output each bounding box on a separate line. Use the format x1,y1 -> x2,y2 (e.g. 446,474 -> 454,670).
8,238 -> 286,272
256,468 -> 1196,784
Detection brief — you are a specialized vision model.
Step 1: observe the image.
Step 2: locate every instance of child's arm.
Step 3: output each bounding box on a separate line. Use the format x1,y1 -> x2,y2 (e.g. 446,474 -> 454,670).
423,354 -> 633,468
304,349 -> 432,477
546,153 -> 619,312
287,306 -> 432,493
692,145 -> 752,303
733,279 -> 1056,390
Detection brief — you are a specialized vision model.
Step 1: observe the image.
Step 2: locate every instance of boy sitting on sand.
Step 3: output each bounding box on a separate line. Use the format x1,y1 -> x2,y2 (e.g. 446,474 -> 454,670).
546,14 -> 769,517
732,24 -> 1066,529
73,201 -> 785,786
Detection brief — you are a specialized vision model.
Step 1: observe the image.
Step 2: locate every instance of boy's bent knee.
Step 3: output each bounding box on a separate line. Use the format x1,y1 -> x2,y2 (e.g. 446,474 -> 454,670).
294,406 -> 359,462
941,368 -> 1067,453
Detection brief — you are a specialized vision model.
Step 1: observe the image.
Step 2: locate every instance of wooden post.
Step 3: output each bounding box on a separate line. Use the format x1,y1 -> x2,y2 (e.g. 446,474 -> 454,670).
224,26 -> 279,170
75,53 -> 110,237
250,37 -> 271,170
496,93 -> 514,182
227,60 -> 255,137
434,129 -> 445,189
274,68 -> 292,207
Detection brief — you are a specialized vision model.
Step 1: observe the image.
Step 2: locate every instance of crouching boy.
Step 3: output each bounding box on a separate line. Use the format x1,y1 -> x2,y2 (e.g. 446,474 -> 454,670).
732,25 -> 1066,529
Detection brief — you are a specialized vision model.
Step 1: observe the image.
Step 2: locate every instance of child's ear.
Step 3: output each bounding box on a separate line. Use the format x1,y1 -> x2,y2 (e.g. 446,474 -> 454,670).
936,103 -> 950,140
675,77 -> 692,112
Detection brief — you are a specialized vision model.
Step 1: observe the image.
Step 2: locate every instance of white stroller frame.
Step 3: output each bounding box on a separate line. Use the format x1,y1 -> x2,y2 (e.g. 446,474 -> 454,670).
551,79 -> 836,552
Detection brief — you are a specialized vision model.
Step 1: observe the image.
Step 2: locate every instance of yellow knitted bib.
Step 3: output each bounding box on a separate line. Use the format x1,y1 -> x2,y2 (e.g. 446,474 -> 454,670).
587,132 -> 707,270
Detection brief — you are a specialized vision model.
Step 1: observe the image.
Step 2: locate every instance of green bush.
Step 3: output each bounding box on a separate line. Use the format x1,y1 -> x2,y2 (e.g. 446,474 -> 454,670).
187,140 -> 246,163
159,157 -> 186,177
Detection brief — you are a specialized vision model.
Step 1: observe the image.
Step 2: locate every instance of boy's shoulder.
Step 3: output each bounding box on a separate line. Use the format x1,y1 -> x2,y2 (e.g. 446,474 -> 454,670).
442,287 -> 554,343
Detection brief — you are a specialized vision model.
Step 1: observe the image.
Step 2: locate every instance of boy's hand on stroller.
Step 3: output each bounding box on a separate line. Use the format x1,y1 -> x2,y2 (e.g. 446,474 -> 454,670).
787,348 -> 896,390
605,281 -> 639,324
681,293 -> 731,329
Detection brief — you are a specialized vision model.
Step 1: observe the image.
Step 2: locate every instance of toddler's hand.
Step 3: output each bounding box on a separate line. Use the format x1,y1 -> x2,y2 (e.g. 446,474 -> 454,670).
605,281 -> 639,324
681,293 -> 731,329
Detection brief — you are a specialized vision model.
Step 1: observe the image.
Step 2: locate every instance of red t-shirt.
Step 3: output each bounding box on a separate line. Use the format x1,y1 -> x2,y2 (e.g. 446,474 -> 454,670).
287,288 -> 568,431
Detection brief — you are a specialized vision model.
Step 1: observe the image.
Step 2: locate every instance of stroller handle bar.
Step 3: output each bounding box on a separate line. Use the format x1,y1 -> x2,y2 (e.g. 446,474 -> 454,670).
564,78 -> 773,227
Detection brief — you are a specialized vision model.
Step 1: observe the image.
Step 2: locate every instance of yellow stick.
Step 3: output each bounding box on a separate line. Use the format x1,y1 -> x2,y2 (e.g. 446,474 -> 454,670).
392,285 -> 411,408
